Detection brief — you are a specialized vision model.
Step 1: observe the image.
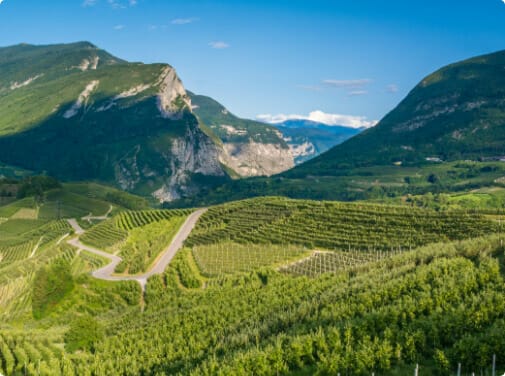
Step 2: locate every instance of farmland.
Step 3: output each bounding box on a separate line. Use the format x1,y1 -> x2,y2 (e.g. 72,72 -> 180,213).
0,194 -> 504,375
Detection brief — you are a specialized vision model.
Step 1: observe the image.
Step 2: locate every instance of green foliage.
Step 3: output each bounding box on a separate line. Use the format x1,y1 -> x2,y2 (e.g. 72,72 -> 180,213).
80,209 -> 191,254
64,315 -> 104,353
173,160 -> 505,208
32,258 -> 74,319
16,175 -> 61,200
187,197 -> 497,251
192,241 -> 308,276
115,216 -> 186,274
104,190 -> 149,210
171,249 -> 202,288
21,235 -> 500,375
0,43 -> 233,198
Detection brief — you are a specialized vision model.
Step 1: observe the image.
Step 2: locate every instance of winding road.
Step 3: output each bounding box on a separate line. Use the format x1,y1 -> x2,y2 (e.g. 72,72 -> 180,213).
66,209 -> 206,291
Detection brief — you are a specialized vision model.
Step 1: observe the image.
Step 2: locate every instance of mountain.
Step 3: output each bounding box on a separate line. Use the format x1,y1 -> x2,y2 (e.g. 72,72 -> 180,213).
189,92 -> 295,176
272,120 -> 362,164
290,49 -> 505,176
168,49 -> 505,207
0,42 -> 297,202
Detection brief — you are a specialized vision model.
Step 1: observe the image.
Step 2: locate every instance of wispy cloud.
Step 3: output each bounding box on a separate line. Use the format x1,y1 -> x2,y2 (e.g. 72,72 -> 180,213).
323,79 -> 372,89
83,0 -> 136,7
82,0 -> 97,7
387,84 -> 399,93
209,41 -> 230,49
257,110 -> 377,129
114,24 -> 125,30
171,17 -> 199,25
299,78 -> 373,95
108,0 -> 137,9
348,90 -> 368,96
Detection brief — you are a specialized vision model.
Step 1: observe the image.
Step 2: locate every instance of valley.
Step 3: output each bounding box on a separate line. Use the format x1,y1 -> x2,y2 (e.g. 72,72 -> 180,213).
1,182 -> 504,375
1,2 -> 505,374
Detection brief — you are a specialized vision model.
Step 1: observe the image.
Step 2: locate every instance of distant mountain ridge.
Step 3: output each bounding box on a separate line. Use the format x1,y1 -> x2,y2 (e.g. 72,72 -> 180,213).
188,92 -> 295,176
272,120 -> 362,164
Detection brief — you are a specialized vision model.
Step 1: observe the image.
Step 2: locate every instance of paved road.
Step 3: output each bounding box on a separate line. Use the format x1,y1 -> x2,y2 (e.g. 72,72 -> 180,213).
66,208 -> 206,291
67,219 -> 85,235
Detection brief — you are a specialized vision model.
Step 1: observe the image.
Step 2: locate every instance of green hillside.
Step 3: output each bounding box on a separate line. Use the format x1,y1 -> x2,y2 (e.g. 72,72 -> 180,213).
0,196 -> 504,375
292,49 -> 505,175
0,42 -> 231,202
189,91 -> 286,145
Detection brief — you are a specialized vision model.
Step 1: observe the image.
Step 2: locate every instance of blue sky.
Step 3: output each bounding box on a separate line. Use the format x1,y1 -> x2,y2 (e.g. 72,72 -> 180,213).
1,0 -> 505,127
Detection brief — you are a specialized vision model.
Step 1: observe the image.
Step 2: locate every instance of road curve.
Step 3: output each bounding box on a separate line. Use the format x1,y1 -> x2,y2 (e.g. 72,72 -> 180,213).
66,208 -> 207,291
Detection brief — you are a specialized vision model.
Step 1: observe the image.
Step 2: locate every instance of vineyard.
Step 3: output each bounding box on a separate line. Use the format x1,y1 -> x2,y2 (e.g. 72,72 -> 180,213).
115,216 -> 187,274
192,241 -> 309,276
280,250 -> 392,277
11,234 -> 497,376
187,197 -> 498,251
80,209 -> 192,251
0,330 -> 70,376
1,193 -> 505,375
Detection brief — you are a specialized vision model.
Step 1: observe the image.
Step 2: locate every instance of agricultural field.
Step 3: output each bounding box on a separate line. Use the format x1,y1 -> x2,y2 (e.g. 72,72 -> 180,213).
186,197 -> 498,252
115,216 -> 187,274
192,241 -> 309,276
0,196 -> 504,375
80,209 -> 192,251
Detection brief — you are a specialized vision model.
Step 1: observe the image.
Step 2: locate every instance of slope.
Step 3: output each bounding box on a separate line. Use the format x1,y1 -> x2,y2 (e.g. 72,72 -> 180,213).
291,49 -> 505,176
0,42 -> 228,202
189,92 -> 295,176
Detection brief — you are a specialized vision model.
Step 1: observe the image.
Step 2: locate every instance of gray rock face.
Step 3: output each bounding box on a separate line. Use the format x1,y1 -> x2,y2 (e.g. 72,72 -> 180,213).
220,141 -> 294,177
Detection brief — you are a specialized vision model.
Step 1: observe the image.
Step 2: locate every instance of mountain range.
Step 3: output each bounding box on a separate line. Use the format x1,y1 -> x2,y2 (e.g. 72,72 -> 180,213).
272,120 -> 362,164
2,43 -> 505,204
0,42 -> 346,202
165,48 -> 505,206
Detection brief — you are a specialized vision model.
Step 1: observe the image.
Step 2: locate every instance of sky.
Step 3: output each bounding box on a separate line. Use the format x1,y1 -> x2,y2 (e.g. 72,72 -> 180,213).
1,0 -> 505,128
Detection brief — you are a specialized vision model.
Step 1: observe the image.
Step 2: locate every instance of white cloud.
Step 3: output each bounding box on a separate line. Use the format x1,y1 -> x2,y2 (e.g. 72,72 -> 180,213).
0,0 -> 4,4
108,0 -> 136,9
387,84 -> 399,93
83,0 -> 136,7
114,24 -> 125,30
172,17 -> 199,25
323,79 -> 372,89
209,41 -> 230,49
256,110 -> 378,129
348,90 -> 368,96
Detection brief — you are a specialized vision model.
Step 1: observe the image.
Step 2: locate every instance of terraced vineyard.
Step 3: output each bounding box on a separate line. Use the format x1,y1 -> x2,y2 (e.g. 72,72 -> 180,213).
280,250 -> 390,277
115,216 -> 187,274
80,209 -> 192,252
187,197 -> 498,251
0,241 -> 35,266
192,242 -> 309,276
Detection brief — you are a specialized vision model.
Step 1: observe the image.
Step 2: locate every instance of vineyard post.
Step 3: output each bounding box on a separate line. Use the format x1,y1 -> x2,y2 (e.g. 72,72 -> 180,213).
457,362 -> 461,376
492,354 -> 496,376
414,363 -> 418,376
